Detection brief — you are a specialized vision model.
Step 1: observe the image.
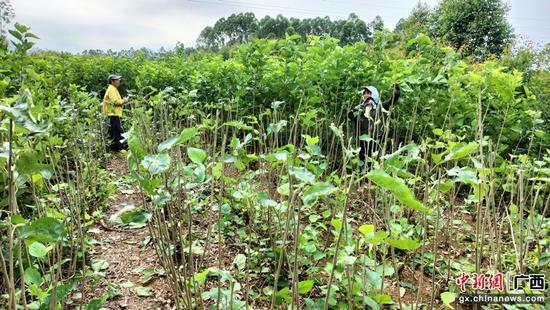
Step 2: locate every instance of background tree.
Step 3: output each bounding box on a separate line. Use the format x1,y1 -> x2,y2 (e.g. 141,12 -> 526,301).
197,12 -> 374,49
369,15 -> 385,34
257,14 -> 289,39
335,13 -> 370,45
394,1 -> 432,39
0,0 -> 15,44
432,0 -> 513,59
223,12 -> 259,45
197,12 -> 258,49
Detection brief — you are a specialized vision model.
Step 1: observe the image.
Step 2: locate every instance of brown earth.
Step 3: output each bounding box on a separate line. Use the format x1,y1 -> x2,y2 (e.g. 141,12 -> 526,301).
76,154 -> 173,309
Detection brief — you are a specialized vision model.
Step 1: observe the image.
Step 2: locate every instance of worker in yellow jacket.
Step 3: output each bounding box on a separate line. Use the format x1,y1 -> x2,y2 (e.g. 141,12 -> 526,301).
102,74 -> 128,151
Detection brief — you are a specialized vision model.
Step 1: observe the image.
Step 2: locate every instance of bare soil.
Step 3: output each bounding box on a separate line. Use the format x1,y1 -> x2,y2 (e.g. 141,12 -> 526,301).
77,154 -> 173,309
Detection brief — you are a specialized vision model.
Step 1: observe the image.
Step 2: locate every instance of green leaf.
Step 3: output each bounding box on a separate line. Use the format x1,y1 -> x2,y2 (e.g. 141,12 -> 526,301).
15,23 -> 29,33
0,90 -> 49,134
151,191 -> 171,206
141,154 -> 171,175
369,293 -> 394,305
25,32 -> 40,40
290,166 -> 316,184
276,287 -> 292,303
121,281 -> 134,288
157,128 -> 198,152
140,267 -> 164,284
258,192 -> 277,207
444,142 -> 478,162
157,136 -> 181,152
359,134 -> 373,142
302,182 -> 336,205
109,205 -> 151,228
364,296 -> 380,310
9,29 -> 23,41
11,214 -> 25,225
364,231 -> 388,245
447,166 -> 479,185
358,224 -> 374,236
28,242 -> 47,258
91,259 -> 109,273
375,264 -> 395,277
233,254 -> 246,271
84,295 -> 108,310
441,292 -> 456,309
331,219 -> 342,230
387,238 -> 421,250
187,147 -> 207,163
24,267 -> 42,286
365,269 -> 382,289
298,280 -> 314,294
366,169 -> 431,214
329,123 -> 341,137
128,126 -> 146,162
28,284 -> 49,299
134,286 -> 151,297
21,217 -> 66,244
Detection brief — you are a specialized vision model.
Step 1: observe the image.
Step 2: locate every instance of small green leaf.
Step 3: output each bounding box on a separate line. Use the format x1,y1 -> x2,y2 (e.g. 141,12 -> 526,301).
369,293 -> 394,305
28,242 -> 47,258
302,182 -> 336,205
359,134 -> 373,142
358,224 -> 374,236
91,259 -> 109,273
134,286 -> 151,297
441,292 -> 456,309
141,267 -> 164,284
187,147 -> 207,163
276,287 -> 292,303
367,169 -> 431,214
387,238 -> 421,250
444,142 -> 478,162
364,231 -> 389,245
0,90 -> 49,134
11,214 -> 25,225
157,128 -> 198,152
233,254 -> 246,271
20,217 -> 66,244
128,126 -> 146,162
141,154 -> 171,175
365,269 -> 382,289
157,136 -> 180,152
24,267 -> 42,286
121,281 -> 134,288
109,205 -> 151,228
375,264 -> 395,277
331,219 -> 342,230
298,280 -> 314,294
290,166 -> 316,184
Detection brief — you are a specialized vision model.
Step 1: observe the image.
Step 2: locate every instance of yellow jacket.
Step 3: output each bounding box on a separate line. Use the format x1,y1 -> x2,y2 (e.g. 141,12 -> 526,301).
102,84 -> 125,116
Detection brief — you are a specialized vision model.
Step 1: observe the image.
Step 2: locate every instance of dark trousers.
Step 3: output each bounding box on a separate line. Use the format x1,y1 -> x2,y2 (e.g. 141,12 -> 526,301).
108,116 -> 123,151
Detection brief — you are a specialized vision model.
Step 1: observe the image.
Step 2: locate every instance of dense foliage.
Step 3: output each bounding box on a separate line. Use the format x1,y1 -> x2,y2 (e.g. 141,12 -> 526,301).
197,12 -> 380,50
0,20 -> 548,310
431,0 -> 513,59
198,0 -> 515,60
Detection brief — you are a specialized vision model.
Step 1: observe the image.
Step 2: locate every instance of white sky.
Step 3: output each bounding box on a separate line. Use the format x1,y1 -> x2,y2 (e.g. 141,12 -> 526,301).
11,0 -> 550,53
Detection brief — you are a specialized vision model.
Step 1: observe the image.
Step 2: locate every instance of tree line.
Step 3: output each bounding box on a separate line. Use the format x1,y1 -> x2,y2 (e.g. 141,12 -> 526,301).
196,12 -> 384,50
197,0 -> 515,60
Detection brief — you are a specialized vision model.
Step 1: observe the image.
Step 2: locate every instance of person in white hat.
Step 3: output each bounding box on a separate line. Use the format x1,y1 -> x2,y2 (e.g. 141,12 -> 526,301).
102,74 -> 128,151
349,84 -> 400,166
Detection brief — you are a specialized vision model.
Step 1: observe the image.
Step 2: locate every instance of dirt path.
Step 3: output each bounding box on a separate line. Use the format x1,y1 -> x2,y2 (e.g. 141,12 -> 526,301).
80,155 -> 173,309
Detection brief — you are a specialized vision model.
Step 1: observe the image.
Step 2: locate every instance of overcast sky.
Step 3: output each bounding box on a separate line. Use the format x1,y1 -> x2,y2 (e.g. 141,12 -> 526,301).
11,0 -> 550,53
